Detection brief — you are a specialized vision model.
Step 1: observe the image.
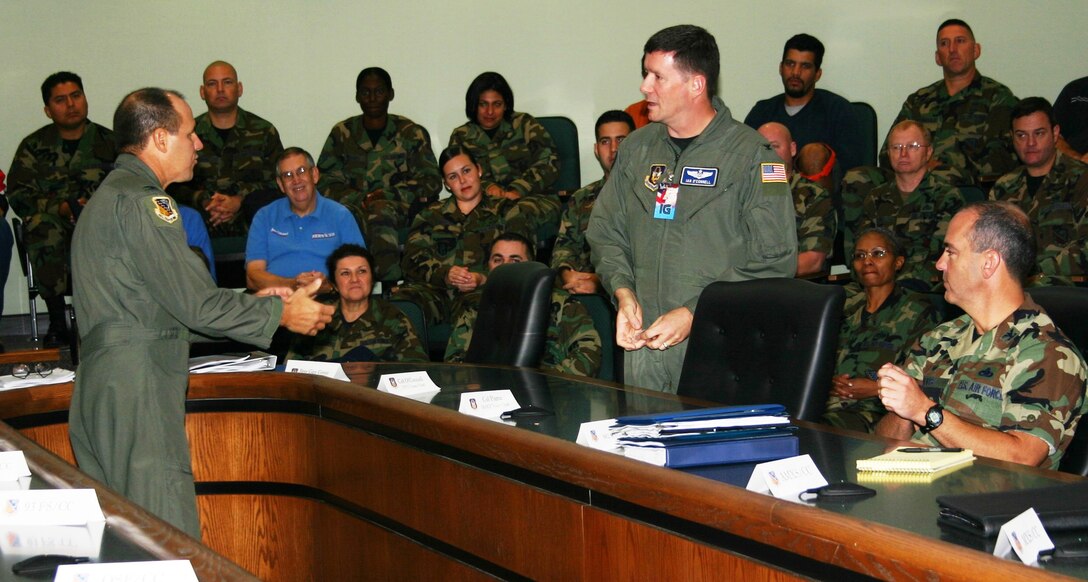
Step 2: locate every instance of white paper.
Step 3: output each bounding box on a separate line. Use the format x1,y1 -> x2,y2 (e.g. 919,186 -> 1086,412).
0,368 -> 75,391
0,521 -> 104,557
459,390 -> 519,419
611,415 -> 789,439
377,371 -> 441,401
0,450 -> 31,481
995,507 -> 1054,564
746,454 -> 827,501
0,489 -> 104,526
284,359 -> 350,381
576,419 -> 622,453
190,352 -> 276,374
55,560 -> 198,581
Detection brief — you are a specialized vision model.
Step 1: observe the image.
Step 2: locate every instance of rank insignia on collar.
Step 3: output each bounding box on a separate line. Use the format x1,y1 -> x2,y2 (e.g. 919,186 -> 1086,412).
151,196 -> 179,224
644,164 -> 668,191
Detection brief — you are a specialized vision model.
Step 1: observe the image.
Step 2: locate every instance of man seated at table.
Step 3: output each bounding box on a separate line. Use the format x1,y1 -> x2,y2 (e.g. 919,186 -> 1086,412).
875,201 -> 1088,470
445,232 -> 602,377
245,147 -> 365,292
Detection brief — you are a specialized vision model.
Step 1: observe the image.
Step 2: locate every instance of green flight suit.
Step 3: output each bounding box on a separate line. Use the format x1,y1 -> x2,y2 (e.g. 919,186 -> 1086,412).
587,97 -> 797,393
69,153 -> 283,538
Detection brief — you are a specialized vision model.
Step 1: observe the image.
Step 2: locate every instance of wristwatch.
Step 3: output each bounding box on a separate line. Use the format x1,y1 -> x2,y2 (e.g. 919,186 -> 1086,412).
920,403 -> 944,434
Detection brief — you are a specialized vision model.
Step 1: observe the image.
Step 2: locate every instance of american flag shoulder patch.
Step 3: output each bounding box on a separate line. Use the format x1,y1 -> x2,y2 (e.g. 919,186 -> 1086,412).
760,163 -> 787,183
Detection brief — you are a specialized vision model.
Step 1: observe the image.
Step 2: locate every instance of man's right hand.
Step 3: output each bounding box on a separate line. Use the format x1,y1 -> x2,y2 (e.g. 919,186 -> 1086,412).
280,278 -> 334,335
559,269 -> 601,294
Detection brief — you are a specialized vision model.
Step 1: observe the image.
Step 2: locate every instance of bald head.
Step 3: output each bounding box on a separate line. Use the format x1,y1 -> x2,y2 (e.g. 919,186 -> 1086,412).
757,122 -> 796,172
200,60 -> 242,116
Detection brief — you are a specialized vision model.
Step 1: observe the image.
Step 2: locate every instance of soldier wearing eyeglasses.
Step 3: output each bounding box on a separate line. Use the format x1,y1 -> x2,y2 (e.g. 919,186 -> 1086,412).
845,120 -> 965,290
244,147 -> 366,293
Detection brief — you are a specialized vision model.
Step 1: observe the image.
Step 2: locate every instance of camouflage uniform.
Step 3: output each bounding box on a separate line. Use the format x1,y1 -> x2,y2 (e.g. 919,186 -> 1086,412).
791,174 -> 836,258
449,112 -> 561,239
902,295 -> 1088,470
286,298 -> 428,362
7,121 -> 116,297
823,287 -> 940,432
881,74 -> 1019,186
318,114 -> 441,280
852,172 -> 965,288
444,287 -> 602,377
989,152 -> 1088,283
550,178 -> 603,272
167,107 -> 283,238
394,196 -> 513,323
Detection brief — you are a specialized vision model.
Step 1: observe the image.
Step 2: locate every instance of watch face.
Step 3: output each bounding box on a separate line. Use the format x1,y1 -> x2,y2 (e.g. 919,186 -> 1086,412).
927,409 -> 942,425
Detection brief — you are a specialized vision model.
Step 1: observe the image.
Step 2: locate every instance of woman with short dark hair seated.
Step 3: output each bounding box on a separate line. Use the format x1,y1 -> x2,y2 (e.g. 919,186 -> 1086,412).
287,244 -> 427,362
823,227 -> 940,432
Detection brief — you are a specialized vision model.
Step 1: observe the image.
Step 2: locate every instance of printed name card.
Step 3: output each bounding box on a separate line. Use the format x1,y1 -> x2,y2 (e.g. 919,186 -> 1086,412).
55,559 -> 198,581
0,489 -> 104,526
0,451 -> 31,481
459,390 -> 519,419
377,372 -> 441,402
995,507 -> 1054,564
284,360 -> 350,381
576,419 -> 622,453
0,522 -> 104,557
746,454 -> 828,501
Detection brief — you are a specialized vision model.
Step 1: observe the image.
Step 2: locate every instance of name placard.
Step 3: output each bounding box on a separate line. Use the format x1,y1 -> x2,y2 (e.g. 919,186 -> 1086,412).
459,390 -> 519,419
995,507 -> 1054,564
284,359 -> 350,381
55,559 -> 198,581
0,521 -> 104,557
0,451 -> 31,481
377,372 -> 441,402
746,454 -> 828,501
0,489 -> 105,526
576,419 -> 622,453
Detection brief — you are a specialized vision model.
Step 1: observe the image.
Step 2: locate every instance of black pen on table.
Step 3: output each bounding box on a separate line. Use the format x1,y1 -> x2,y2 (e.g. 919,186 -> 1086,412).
899,447 -> 964,453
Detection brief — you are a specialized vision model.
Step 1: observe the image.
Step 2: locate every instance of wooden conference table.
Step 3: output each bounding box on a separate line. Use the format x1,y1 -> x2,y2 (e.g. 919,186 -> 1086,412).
0,362 -> 1086,580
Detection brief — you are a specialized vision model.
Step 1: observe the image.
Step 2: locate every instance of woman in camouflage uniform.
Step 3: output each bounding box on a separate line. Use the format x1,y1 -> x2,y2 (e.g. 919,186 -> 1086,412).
288,244 -> 427,362
823,228 -> 941,432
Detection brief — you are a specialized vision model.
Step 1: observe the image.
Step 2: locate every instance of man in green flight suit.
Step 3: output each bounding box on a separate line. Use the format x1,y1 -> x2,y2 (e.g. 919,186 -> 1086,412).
7,71 -> 117,345
587,25 -> 797,393
318,67 -> 442,282
69,87 -> 333,538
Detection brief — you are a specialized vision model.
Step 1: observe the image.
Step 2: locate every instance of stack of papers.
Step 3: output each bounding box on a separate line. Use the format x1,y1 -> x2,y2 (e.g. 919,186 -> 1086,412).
0,368 -> 75,391
188,352 -> 276,374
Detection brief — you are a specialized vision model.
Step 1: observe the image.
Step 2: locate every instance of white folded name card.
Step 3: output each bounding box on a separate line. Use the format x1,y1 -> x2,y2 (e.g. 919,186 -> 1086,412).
0,521 -> 104,557
576,419 -> 622,453
55,559 -> 198,581
0,450 -> 31,481
995,507 -> 1054,565
377,372 -> 441,401
284,359 -> 350,381
0,489 -> 104,526
746,454 -> 828,501
459,390 -> 519,419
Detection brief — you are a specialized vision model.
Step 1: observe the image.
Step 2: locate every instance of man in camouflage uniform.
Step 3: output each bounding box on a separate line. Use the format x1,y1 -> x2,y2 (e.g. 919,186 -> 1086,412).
551,110 -> 634,294
8,71 -> 116,344
168,61 -> 283,240
393,146 -> 515,324
876,202 -> 1088,470
881,19 -> 1018,187
446,233 -> 601,377
318,67 -> 441,281
449,72 -> 561,241
989,97 -> 1088,284
757,122 -> 836,277
850,121 -> 965,289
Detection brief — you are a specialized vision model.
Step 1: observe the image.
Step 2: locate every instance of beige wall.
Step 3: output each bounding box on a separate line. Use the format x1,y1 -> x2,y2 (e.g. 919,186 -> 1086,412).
1,0 -> 1084,314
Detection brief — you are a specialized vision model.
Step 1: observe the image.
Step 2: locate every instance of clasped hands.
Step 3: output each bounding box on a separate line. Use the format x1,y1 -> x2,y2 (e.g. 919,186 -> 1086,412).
204,192 -> 242,226
614,289 -> 692,352
446,265 -> 485,293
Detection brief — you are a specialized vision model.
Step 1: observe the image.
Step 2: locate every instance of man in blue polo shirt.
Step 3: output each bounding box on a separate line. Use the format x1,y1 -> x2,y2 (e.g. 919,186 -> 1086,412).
245,147 -> 365,291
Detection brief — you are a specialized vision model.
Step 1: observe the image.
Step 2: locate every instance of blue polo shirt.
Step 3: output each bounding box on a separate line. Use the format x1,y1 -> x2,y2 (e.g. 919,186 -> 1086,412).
245,193 -> 365,278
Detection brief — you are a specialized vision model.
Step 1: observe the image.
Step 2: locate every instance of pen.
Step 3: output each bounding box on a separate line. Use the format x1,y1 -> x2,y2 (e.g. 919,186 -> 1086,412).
899,447 -> 964,453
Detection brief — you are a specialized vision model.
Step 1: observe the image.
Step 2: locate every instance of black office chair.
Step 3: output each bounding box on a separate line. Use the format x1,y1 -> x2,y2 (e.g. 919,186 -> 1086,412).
464,261 -> 556,368
536,116 -> 580,197
1028,286 -> 1088,476
11,218 -> 41,342
677,278 -> 845,422
849,102 -> 879,169
571,294 -> 621,383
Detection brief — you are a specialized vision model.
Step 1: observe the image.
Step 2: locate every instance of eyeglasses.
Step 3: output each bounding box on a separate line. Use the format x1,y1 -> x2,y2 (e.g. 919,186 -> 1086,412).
12,363 -> 53,379
278,166 -> 311,180
889,142 -> 928,153
853,248 -> 889,261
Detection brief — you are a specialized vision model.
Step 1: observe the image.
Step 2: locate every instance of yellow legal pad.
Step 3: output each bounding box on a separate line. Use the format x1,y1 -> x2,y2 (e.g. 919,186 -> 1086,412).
856,448 -> 975,474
